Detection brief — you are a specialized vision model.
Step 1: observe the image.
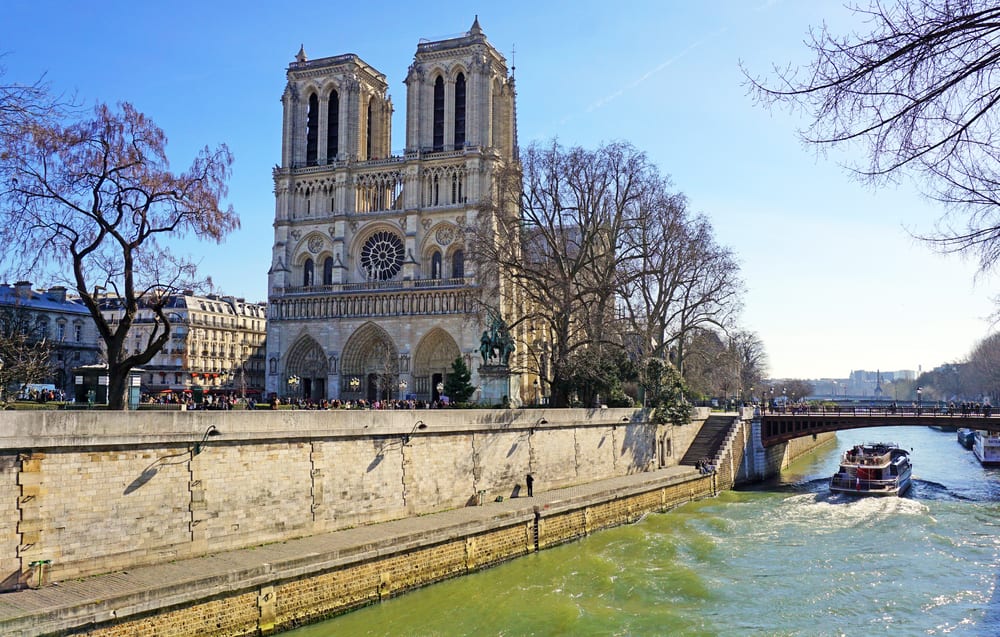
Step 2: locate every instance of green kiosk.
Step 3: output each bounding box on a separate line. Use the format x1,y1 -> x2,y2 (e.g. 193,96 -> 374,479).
73,365 -> 144,409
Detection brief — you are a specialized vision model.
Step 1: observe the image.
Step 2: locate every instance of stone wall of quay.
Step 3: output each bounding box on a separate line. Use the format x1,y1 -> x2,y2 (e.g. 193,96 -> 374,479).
0,407 -> 710,590
75,471 -> 717,637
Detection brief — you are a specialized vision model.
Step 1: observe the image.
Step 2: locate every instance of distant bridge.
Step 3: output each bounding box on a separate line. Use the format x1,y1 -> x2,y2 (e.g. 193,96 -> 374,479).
760,406 -> 1000,447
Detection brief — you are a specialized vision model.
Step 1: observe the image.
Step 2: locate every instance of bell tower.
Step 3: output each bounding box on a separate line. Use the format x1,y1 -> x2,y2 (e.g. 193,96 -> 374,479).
280,48 -> 393,169
404,16 -> 516,160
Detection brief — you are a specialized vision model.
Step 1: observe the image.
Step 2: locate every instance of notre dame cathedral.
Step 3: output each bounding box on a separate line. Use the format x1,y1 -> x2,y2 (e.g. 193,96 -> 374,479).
265,18 -> 523,403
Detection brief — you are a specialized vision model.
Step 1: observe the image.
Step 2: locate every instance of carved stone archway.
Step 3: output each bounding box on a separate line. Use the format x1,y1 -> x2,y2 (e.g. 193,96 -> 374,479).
340,322 -> 399,401
285,335 -> 327,400
412,327 -> 461,401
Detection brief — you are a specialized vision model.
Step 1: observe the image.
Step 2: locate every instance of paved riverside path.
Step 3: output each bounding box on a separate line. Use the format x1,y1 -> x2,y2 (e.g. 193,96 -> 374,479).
0,465 -> 702,637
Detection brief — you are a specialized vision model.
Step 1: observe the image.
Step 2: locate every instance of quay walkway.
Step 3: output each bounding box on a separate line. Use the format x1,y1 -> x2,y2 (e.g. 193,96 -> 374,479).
0,464 -> 701,637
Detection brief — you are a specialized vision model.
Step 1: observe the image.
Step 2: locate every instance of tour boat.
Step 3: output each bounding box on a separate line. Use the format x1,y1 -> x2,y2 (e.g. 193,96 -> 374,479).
957,428 -> 975,450
973,431 -> 1000,466
830,442 -> 912,496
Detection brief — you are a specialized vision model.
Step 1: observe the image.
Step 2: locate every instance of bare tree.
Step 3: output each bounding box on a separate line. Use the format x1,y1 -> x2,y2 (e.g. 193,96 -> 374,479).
964,332 -> 1000,401
1,101 -> 237,408
619,202 -> 743,376
730,330 -> 769,400
674,328 -> 730,399
0,304 -> 53,397
476,141 -> 653,407
746,1 -> 1000,273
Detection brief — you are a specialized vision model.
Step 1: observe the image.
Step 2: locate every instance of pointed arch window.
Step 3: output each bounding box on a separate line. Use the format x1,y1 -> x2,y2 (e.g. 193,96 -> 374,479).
306,93 -> 319,166
431,251 -> 442,279
326,89 -> 339,163
303,258 -> 314,287
454,73 -> 466,149
366,99 -> 373,160
452,250 -> 464,279
433,76 -> 445,152
322,257 -> 334,285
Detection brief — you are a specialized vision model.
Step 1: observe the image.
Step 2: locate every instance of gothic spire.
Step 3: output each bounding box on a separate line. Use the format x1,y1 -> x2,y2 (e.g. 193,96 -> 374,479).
469,15 -> 483,36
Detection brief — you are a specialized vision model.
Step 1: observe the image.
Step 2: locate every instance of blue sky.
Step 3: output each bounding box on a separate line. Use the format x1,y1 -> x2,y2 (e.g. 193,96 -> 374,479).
4,0 -> 995,379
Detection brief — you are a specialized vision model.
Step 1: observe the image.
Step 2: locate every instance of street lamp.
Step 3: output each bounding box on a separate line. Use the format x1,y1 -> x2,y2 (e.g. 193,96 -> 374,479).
436,381 -> 444,402
917,386 -> 922,415
398,379 -> 407,400
349,376 -> 360,393
287,375 -> 300,395
533,378 -> 539,406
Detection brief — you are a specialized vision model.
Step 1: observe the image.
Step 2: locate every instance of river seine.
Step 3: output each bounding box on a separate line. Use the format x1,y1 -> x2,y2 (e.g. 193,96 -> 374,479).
283,425 -> 1000,636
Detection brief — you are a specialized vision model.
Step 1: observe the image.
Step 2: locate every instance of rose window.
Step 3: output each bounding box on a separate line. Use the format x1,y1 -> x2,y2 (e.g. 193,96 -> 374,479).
360,231 -> 404,280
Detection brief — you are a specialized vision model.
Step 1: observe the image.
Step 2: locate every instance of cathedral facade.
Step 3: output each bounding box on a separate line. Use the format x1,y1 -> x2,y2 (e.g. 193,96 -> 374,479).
265,18 -> 518,403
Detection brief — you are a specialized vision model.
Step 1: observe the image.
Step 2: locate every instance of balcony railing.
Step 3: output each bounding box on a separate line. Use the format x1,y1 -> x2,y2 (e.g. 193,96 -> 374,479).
275,277 -> 472,296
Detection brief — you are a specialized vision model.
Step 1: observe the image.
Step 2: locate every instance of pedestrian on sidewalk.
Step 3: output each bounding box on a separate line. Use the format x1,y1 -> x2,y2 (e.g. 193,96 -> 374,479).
526,473 -> 534,497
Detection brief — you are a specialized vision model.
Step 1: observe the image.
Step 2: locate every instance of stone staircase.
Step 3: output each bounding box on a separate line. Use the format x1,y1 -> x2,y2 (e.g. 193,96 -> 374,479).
681,414 -> 737,466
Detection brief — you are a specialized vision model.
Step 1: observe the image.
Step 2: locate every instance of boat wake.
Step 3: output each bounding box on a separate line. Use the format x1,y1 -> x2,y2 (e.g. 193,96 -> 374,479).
775,491 -> 929,532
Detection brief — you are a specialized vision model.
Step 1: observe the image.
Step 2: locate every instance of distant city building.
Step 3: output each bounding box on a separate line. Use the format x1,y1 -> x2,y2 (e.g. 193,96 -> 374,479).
783,369 -> 918,400
0,281 -> 101,395
101,292 -> 267,398
265,18 -> 521,402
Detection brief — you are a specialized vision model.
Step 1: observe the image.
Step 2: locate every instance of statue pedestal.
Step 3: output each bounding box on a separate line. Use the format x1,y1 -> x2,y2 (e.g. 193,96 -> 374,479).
478,365 -> 521,407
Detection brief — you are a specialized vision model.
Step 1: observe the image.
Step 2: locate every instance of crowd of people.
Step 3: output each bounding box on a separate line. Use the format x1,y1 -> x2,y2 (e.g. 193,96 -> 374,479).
140,393 -> 456,411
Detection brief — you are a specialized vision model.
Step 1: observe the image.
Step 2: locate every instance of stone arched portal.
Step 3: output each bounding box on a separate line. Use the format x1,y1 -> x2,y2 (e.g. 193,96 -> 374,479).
413,327 -> 461,401
285,335 -> 328,400
340,322 -> 399,401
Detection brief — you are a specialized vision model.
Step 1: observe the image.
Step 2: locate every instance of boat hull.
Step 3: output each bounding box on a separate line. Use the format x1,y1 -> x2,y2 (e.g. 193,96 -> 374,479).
957,428 -> 975,449
830,472 -> 912,496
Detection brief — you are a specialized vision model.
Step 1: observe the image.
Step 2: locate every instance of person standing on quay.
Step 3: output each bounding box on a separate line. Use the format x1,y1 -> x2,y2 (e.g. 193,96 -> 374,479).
526,473 -> 534,497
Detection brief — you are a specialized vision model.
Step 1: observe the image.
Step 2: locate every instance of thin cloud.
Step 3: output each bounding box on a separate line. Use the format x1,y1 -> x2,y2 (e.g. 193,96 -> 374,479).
584,29 -> 726,113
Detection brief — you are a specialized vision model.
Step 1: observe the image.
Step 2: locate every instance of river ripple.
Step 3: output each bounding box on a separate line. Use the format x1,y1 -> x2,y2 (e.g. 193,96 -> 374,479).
283,425 -> 1000,636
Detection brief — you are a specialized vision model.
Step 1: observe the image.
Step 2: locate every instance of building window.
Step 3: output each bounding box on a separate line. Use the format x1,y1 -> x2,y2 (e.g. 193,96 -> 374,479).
433,76 -> 444,152
303,258 -> 314,286
454,72 -> 466,149
431,251 -> 442,279
306,93 -> 319,166
326,89 -> 339,162
74,323 -> 82,341
56,322 -> 66,341
452,250 -> 464,279
366,100 -> 373,160
360,231 -> 405,281
323,257 -> 334,285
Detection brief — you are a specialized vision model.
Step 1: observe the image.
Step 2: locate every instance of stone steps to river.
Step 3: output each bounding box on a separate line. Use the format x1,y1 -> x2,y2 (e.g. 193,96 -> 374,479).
681,414 -> 734,466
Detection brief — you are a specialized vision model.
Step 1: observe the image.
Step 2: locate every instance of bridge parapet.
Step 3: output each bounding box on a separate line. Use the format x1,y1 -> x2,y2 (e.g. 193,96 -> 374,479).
761,408 -> 1000,447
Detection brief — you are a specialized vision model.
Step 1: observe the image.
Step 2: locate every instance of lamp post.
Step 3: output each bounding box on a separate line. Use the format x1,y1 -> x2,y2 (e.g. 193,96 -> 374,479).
917,386 -> 922,415
349,376 -> 360,394
533,379 -> 539,406
287,375 -> 300,397
436,381 -> 444,403
398,379 -> 407,401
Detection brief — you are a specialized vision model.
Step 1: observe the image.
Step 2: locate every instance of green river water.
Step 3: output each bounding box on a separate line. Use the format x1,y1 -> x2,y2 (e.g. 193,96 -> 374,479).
282,426 -> 1000,636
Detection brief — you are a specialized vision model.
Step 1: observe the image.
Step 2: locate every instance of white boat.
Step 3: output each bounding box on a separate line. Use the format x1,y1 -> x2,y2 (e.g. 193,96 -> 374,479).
973,431 -> 1000,466
830,442 -> 912,496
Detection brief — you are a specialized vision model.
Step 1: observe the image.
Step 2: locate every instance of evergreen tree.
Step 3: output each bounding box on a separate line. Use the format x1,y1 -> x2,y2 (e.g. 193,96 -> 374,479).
443,357 -> 475,404
641,358 -> 692,426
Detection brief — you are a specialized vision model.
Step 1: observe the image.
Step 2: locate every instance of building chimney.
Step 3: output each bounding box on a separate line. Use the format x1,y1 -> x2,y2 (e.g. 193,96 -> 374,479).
46,286 -> 68,303
13,281 -> 33,299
